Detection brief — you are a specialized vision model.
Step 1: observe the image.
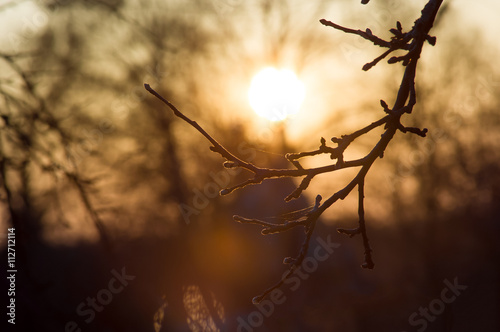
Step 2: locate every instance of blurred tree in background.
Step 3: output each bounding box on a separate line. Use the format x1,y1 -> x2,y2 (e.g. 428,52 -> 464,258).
0,0 -> 499,331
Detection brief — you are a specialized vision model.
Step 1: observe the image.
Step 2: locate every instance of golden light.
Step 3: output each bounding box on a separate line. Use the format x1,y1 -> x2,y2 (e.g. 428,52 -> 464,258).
248,67 -> 305,122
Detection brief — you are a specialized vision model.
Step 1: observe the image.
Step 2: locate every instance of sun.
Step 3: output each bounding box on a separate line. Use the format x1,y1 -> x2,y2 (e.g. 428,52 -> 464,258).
248,67 -> 305,122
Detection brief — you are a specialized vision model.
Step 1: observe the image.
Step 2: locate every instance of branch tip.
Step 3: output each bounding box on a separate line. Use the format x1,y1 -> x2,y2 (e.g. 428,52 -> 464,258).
220,188 -> 231,196
252,296 -> 263,305
362,261 -> 375,269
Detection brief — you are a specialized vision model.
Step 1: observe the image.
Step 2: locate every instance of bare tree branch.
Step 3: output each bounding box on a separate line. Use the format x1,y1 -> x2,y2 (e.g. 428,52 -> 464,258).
145,0 -> 443,303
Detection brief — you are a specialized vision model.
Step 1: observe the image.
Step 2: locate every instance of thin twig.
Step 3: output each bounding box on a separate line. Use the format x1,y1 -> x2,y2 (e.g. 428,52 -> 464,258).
358,179 -> 374,268
319,19 -> 391,48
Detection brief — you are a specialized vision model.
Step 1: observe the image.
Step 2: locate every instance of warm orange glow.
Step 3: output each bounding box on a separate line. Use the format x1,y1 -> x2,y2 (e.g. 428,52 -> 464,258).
248,67 -> 305,121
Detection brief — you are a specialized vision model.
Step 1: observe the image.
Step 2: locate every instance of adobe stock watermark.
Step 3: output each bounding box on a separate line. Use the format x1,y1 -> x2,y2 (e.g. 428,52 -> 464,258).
6,0 -> 99,53
65,267 -> 135,332
5,2 -> 49,53
60,119 -> 114,171
178,120 -> 285,225
386,69 -> 499,191
212,0 -> 243,16
401,277 -> 467,332
178,140 -> 256,224
237,235 -> 340,332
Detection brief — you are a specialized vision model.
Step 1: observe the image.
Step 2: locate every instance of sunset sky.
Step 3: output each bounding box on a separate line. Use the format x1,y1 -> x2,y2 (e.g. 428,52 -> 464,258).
1,0 -> 498,230
1,2 -> 499,331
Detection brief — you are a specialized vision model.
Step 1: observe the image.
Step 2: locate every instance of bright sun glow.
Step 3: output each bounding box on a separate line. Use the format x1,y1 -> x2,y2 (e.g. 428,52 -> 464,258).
248,67 -> 305,122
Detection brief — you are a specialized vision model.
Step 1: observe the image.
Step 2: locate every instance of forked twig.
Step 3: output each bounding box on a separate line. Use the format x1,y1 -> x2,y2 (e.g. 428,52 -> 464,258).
145,0 -> 443,303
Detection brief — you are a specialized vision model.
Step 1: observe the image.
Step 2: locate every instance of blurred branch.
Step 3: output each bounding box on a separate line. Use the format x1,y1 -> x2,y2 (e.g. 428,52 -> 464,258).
145,0 -> 443,303
0,50 -> 112,248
